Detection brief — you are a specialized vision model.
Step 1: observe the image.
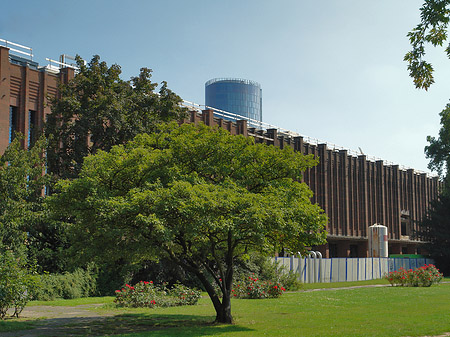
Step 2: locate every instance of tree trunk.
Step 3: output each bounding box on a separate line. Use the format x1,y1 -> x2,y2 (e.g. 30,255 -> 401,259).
215,294 -> 233,323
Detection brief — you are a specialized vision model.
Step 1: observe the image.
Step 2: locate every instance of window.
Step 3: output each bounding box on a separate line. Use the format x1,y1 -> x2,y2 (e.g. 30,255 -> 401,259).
349,245 -> 358,258
9,106 -> 18,143
329,243 -> 338,257
28,110 -> 36,147
401,214 -> 410,236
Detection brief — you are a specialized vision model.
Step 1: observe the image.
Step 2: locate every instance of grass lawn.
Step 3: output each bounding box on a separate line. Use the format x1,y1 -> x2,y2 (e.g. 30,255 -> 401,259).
3,282 -> 450,336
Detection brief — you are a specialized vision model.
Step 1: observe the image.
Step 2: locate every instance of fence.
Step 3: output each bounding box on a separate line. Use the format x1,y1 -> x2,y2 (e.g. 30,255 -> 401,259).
274,256 -> 435,283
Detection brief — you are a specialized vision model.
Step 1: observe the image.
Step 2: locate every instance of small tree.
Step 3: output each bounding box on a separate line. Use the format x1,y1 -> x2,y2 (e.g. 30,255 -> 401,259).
0,251 -> 39,319
49,123 -> 327,323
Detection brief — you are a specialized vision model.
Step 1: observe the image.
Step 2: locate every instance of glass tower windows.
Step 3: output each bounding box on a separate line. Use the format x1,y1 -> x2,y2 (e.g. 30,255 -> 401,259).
205,78 -> 262,123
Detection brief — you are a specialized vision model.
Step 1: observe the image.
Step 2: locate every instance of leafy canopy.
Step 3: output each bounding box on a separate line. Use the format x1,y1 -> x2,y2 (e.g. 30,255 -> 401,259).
45,55 -> 187,179
0,136 -> 47,258
49,123 -> 327,323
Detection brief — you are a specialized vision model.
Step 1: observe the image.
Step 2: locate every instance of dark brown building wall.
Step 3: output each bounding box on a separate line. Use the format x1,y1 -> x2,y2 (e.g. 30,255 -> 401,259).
0,46 -> 74,154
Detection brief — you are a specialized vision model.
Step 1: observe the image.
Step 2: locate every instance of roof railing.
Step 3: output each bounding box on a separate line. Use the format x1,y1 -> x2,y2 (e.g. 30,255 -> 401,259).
45,57 -> 80,71
0,38 -> 33,60
181,99 -> 437,177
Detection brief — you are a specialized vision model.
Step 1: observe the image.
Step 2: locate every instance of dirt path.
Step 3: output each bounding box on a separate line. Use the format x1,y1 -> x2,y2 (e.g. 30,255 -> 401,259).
1,304 -> 115,337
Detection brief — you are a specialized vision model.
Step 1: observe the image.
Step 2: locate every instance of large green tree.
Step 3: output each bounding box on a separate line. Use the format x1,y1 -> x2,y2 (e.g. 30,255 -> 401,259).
406,0 -> 450,273
45,55 -> 187,180
48,123 -> 327,323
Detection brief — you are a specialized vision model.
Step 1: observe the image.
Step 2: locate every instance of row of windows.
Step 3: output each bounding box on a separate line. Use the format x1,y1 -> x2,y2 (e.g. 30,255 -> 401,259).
208,93 -> 261,104
206,83 -> 261,95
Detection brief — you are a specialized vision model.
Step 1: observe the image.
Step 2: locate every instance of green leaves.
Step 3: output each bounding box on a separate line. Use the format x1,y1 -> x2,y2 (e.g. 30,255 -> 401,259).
0,136 -> 48,258
425,102 -> 450,177
45,55 -> 187,180
51,123 -> 327,263
49,123 -> 328,322
405,0 -> 450,90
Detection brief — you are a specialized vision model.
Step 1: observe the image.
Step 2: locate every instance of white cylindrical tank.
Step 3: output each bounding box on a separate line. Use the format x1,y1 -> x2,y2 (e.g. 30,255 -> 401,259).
368,224 -> 388,257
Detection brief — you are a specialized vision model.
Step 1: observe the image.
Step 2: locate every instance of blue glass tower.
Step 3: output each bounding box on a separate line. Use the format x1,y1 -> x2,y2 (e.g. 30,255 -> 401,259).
205,78 -> 262,122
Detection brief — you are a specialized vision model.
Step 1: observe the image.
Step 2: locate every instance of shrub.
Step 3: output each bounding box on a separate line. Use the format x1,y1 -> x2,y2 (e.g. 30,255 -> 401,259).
0,251 -> 39,319
231,274 -> 286,299
385,264 -> 443,287
235,252 -> 302,291
31,265 -> 97,301
114,281 -> 201,308
169,282 -> 202,306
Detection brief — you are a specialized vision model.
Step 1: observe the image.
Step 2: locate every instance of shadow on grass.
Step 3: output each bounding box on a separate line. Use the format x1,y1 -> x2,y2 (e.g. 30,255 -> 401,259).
0,319 -> 36,333
1,313 -> 253,336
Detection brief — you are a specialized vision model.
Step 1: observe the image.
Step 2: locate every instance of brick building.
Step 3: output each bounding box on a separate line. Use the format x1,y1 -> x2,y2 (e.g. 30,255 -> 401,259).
0,43 -> 440,258
0,44 -> 74,154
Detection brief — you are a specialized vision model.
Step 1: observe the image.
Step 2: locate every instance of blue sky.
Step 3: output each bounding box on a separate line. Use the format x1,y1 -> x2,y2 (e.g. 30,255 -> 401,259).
2,0 -> 449,173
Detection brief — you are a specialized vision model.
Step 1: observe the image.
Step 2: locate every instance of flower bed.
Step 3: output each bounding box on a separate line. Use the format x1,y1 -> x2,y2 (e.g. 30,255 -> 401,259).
231,275 -> 286,299
385,264 -> 443,287
114,281 -> 201,308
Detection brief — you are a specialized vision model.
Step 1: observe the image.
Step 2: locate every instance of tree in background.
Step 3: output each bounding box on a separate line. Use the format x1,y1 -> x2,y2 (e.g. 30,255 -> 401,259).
45,55 -> 187,180
418,194 -> 450,274
48,123 -> 328,323
406,0 -> 450,272
0,136 -> 47,259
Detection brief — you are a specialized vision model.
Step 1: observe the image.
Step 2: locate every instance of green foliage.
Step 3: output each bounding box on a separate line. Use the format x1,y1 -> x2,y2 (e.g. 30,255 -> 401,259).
48,123 -> 327,323
0,251 -> 39,319
404,0 -> 450,90
425,102 -> 450,177
234,252 -> 302,291
416,194 -> 450,274
169,282 -> 203,306
114,281 -> 201,308
407,1 -> 450,276
0,136 -> 48,259
231,274 -> 286,299
31,266 -> 97,301
45,55 -> 187,180
384,264 -> 443,287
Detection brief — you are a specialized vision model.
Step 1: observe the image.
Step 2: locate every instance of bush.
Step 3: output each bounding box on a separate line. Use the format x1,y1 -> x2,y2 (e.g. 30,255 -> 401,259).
169,282 -> 202,306
114,281 -> 201,308
32,265 -> 97,301
0,251 -> 39,319
385,264 -> 443,287
231,274 -> 286,299
235,252 -> 302,291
